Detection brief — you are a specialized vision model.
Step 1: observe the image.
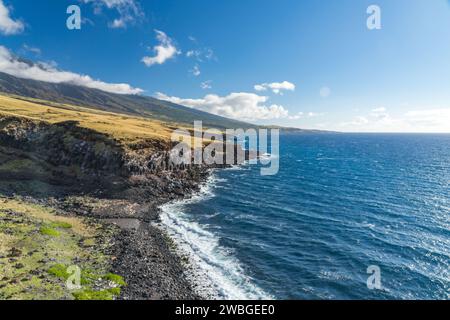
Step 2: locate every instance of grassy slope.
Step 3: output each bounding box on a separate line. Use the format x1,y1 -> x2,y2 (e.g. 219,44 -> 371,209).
0,72 -> 254,130
0,93 -> 216,300
0,94 -> 176,144
0,94 -> 183,300
0,197 -> 125,300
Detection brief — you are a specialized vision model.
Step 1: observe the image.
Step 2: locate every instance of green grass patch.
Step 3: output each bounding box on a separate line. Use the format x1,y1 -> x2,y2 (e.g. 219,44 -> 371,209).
1,197 -> 121,300
47,264 -> 70,280
103,273 -> 126,286
39,226 -> 60,237
72,289 -> 114,301
50,221 -> 73,229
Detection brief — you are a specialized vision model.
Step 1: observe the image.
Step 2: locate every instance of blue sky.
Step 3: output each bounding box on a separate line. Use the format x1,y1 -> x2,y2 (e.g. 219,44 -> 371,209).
0,0 -> 450,132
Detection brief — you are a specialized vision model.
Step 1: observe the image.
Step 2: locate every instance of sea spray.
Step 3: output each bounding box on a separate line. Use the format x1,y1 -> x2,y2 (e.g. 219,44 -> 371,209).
158,173 -> 272,300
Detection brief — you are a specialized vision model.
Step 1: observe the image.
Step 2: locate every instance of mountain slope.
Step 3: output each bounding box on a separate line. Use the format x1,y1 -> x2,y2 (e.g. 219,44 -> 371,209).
0,72 -> 253,129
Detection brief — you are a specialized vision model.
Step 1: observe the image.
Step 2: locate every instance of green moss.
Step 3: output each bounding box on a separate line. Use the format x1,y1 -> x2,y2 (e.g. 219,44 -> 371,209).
47,264 -> 97,286
103,273 -> 126,286
80,269 -> 97,285
39,226 -> 60,237
47,264 -> 70,280
108,287 -> 121,296
50,221 -> 72,229
72,288 -> 119,301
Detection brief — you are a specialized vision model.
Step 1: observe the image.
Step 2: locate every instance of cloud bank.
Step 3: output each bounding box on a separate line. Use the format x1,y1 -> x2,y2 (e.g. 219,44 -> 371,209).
156,92 -> 290,121
142,30 -> 179,67
340,107 -> 450,132
0,46 -> 143,95
0,0 -> 24,35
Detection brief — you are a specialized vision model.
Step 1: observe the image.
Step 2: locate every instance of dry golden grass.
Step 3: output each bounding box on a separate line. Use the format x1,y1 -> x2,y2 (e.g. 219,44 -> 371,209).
0,94 -> 193,145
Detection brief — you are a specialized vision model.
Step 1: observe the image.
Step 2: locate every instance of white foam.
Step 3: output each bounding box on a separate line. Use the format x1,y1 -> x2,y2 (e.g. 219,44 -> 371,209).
158,173 -> 272,300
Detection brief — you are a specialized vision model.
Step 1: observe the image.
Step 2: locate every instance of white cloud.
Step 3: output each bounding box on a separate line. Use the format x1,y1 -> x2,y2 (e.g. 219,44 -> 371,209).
404,108 -> 450,131
186,48 -> 215,62
254,81 -> 295,95
0,46 -> 143,95
186,50 -> 199,59
142,30 -> 179,67
371,107 -> 386,113
288,111 -> 325,120
340,107 -> 450,132
190,65 -> 201,77
82,0 -> 143,28
155,92 -> 290,121
110,18 -> 126,28
21,44 -> 41,56
0,0 -> 24,35
200,80 -> 212,90
288,112 -> 304,120
341,116 -> 369,127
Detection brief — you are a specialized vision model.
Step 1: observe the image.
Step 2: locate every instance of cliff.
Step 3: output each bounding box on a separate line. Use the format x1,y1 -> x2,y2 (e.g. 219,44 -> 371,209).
0,94 -> 210,300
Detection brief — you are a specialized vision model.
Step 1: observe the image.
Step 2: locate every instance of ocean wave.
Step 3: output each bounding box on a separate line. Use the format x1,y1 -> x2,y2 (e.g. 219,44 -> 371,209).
158,174 -> 272,300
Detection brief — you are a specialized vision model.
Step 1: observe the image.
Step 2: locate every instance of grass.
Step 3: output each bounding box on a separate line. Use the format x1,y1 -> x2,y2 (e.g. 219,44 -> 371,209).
47,264 -> 71,280
0,197 -> 123,300
39,226 -> 60,237
0,94 -> 206,148
103,273 -> 127,287
72,288 -> 119,301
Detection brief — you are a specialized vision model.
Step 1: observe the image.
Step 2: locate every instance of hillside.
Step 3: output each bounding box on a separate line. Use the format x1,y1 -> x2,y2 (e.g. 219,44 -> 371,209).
0,92 -> 210,300
0,94 -> 181,145
0,72 -> 253,130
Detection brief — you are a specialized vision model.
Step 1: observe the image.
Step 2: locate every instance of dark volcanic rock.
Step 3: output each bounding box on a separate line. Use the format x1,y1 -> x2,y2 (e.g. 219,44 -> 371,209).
112,222 -> 200,300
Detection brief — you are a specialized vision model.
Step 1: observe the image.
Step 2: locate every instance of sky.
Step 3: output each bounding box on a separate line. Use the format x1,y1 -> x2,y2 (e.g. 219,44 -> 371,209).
0,0 -> 450,132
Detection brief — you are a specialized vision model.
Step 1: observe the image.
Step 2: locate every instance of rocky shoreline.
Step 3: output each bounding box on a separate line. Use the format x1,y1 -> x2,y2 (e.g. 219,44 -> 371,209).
63,171 -> 212,300
0,115 -> 215,299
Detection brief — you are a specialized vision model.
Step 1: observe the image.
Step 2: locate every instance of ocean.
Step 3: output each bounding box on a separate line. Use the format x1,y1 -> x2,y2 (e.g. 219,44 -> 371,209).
160,133 -> 450,300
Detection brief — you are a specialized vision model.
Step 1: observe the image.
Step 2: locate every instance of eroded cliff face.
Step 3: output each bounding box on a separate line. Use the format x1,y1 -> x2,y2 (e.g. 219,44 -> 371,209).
0,116 -> 207,200
0,117 -> 124,172
0,115 -> 207,300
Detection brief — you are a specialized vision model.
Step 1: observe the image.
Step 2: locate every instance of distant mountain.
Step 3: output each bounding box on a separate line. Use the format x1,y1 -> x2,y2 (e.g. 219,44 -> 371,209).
0,72 -> 253,129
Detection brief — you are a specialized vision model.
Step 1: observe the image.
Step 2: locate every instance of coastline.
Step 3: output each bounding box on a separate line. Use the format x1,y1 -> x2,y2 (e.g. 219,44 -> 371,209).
0,114 -> 214,299
0,113 -> 264,300
158,168 -> 273,300
108,169 -> 213,300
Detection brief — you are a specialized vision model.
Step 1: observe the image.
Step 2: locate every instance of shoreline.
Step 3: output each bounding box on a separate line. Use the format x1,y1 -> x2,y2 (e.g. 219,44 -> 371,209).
156,173 -> 219,300
108,169 -> 213,300
157,168 -> 273,300
0,114 -> 214,299
0,113 -> 255,300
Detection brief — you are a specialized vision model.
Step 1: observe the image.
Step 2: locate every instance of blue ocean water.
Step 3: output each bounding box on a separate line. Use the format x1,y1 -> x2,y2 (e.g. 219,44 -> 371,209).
160,134 -> 450,300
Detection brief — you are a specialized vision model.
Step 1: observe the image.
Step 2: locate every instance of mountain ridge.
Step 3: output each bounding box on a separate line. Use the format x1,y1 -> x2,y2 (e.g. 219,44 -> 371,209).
0,72 -> 254,129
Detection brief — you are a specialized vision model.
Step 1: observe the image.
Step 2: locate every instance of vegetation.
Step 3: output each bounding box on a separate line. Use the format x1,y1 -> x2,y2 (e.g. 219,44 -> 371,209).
0,94 -> 175,144
0,197 -> 123,300
0,94 -> 210,149
0,71 -> 252,129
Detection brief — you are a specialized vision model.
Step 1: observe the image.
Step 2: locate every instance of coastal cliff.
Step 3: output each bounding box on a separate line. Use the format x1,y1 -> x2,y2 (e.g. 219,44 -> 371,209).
0,95 -> 211,300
